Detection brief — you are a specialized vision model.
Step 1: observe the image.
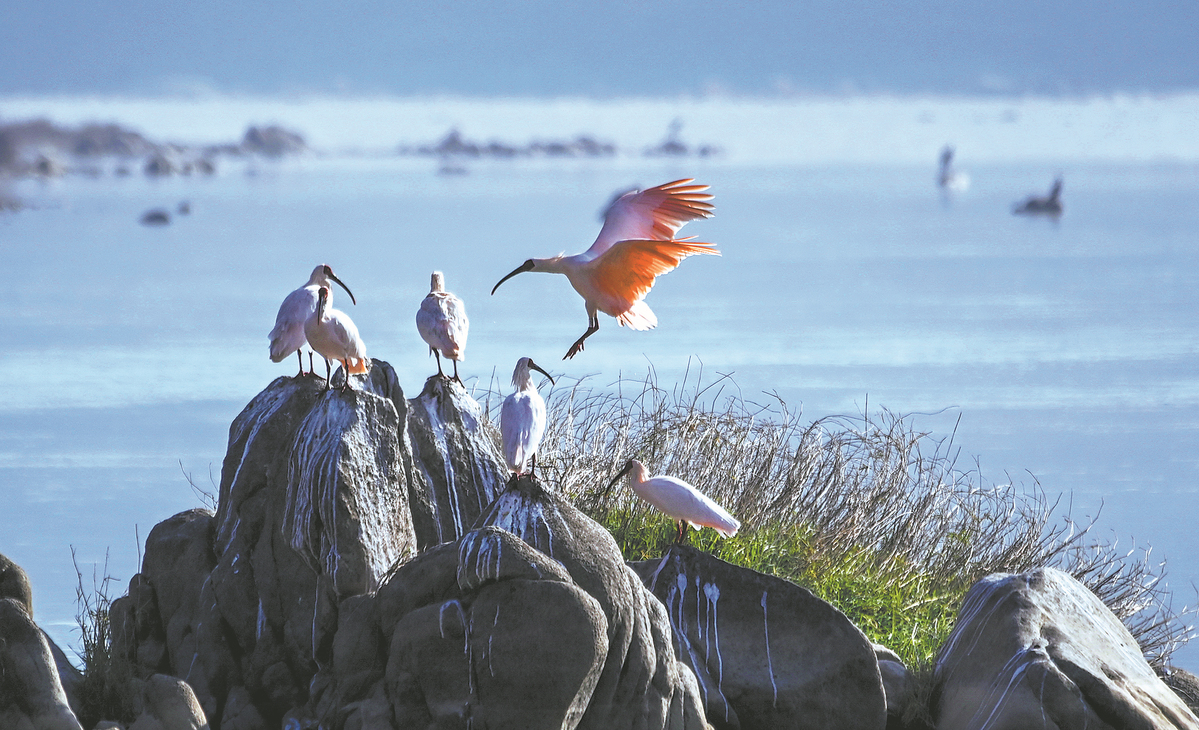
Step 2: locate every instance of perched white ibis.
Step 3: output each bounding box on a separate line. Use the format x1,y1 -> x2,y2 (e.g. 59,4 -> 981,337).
269,264 -> 356,376
500,357 -> 554,478
304,285 -> 369,391
1013,177 -> 1063,216
491,179 -> 719,359
608,459 -> 740,543
416,271 -> 468,383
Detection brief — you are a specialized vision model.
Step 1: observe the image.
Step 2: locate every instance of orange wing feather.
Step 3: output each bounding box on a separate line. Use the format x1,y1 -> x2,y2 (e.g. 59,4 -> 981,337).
588,239 -> 720,310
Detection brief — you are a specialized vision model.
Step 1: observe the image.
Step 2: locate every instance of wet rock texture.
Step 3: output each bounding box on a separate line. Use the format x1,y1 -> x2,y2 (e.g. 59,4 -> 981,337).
932,567 -> 1199,730
111,362 -> 425,728
13,364 -> 1199,730
406,375 -> 508,548
633,545 -> 889,730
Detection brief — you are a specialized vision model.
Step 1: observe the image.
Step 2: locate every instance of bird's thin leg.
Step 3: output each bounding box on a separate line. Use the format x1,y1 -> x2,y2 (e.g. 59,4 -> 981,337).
529,453 -> 538,479
323,358 -> 332,390
434,351 -> 445,378
295,350 -> 305,377
452,360 -> 462,385
340,360 -> 353,393
675,521 -> 687,545
564,313 -> 600,360
308,351 -> 315,375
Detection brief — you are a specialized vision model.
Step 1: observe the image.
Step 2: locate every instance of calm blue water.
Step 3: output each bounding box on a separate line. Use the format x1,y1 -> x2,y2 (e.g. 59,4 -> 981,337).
3,153 -> 1198,668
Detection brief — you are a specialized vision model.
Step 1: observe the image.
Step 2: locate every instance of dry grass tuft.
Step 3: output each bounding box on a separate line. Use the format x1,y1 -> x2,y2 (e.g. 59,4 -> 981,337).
481,364 -> 1194,667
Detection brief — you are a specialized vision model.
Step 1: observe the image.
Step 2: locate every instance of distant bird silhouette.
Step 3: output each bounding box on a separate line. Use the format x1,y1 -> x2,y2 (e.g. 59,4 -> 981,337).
304,285 -> 369,391
269,264 -> 356,376
1013,177 -> 1063,216
492,179 -> 719,359
938,146 -> 970,193
416,271 -> 468,383
500,357 -> 554,478
608,459 -> 740,543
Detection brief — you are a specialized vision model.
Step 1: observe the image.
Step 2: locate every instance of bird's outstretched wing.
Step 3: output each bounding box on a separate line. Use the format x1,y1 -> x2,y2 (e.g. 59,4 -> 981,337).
588,239 -> 720,316
587,179 -> 714,258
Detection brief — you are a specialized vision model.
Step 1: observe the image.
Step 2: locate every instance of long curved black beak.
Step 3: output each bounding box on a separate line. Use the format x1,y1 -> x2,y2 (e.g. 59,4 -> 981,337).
492,259 -> 535,295
606,460 -> 634,491
328,273 -> 356,305
528,359 -> 555,386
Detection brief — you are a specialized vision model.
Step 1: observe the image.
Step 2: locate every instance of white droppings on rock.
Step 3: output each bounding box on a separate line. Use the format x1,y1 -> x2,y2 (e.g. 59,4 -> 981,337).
439,599 -> 466,641
761,591 -> 778,708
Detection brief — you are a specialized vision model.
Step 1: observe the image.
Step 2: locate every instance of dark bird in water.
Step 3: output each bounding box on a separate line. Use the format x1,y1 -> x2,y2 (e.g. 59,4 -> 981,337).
1013,177 -> 1063,216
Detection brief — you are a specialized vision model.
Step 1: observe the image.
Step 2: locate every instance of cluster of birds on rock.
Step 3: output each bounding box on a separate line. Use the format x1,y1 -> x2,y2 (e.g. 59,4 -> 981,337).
267,178 -> 740,544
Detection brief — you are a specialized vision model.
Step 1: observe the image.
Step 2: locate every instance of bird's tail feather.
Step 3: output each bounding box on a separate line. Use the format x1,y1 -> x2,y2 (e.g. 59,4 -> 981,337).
617,300 -> 657,330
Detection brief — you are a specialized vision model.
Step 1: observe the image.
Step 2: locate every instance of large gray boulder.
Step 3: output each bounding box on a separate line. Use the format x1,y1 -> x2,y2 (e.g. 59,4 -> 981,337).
405,376 -> 508,548
632,545 -> 888,730
303,477 -> 710,730
0,552 -> 34,616
113,361 -> 421,727
0,597 -> 83,730
474,477 -> 710,730
932,567 -> 1199,730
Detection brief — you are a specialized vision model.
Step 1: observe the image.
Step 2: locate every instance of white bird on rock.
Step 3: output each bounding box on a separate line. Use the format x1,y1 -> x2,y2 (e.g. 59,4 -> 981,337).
608,459 -> 740,543
269,264 -> 356,376
500,357 -> 554,478
416,271 -> 468,383
304,285 -> 369,391
491,179 -> 719,359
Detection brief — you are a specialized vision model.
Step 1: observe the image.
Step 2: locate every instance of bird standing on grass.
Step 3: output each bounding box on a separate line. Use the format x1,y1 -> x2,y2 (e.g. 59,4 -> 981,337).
500,357 -> 554,478
416,271 -> 468,383
269,264 -> 356,376
304,286 -> 369,391
491,179 -> 719,359
608,459 -> 740,544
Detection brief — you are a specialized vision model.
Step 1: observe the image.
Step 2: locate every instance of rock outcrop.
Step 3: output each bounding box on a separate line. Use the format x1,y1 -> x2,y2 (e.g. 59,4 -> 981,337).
932,567 -> 1199,730
14,362 -> 1199,730
633,545 -> 889,730
405,375 -> 508,548
0,585 -> 83,730
305,477 -> 709,730
112,362 -> 421,727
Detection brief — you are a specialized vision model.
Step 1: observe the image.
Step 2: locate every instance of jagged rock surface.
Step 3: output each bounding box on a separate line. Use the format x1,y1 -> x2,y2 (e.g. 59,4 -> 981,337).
112,362 -> 420,727
631,545 -> 889,730
932,567 -> 1199,730
405,375 -> 508,549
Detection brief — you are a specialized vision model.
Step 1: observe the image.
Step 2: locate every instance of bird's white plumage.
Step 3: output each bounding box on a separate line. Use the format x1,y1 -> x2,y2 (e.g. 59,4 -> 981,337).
416,271 -> 468,372
269,264 -> 355,371
304,286 -> 368,382
500,357 -> 550,475
619,459 -> 740,537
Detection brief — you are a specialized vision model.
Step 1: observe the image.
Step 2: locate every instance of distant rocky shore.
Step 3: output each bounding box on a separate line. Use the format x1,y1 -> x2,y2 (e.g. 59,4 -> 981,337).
0,116 -> 718,193
2,362 -> 1198,730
